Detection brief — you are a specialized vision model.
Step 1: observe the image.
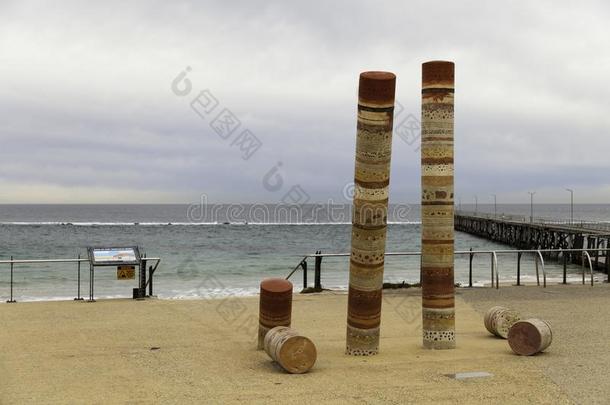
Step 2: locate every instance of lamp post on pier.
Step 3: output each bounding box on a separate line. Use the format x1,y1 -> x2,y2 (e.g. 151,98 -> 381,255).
491,194 -> 497,218
528,191 -> 536,223
474,195 -> 478,215
565,188 -> 574,225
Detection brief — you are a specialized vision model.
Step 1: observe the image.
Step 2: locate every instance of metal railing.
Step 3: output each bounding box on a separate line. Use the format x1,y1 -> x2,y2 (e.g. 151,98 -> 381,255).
287,248 -> 600,290
1,256 -> 161,303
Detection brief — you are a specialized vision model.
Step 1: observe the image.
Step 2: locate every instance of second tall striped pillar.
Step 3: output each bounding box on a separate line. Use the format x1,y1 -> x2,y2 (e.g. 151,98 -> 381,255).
346,71 -> 396,356
421,61 -> 456,349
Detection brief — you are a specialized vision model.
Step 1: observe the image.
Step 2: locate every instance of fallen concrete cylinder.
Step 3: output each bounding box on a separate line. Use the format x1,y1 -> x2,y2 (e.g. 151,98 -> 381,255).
484,306 -> 521,338
508,318 -> 553,356
264,326 -> 317,374
421,60 -> 456,349
258,278 -> 293,350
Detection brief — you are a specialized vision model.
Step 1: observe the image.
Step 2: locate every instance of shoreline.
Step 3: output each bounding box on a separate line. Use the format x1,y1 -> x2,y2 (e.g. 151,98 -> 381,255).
2,275 -> 607,304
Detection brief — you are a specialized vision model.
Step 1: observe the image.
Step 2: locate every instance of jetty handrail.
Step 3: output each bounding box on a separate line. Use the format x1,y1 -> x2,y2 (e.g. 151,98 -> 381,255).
581,251 -> 594,286
0,257 -> 161,264
2,256 -> 161,303
288,247 -> 601,290
285,256 -> 308,280
0,258 -> 88,264
300,248 -> 603,257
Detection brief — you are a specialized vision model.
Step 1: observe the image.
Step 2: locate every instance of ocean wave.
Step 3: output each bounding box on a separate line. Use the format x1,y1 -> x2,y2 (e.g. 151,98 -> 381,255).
0,221 -> 420,226
0,294 -> 130,303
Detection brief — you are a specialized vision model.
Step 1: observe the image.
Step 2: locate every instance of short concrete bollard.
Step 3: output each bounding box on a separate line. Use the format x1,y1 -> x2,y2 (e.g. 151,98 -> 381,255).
508,319 -> 553,356
484,306 -> 521,338
258,278 -> 293,350
264,326 -> 317,374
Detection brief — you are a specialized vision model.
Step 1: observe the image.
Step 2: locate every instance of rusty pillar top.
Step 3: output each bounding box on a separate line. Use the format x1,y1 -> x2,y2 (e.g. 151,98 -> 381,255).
260,278 -> 293,294
358,71 -> 396,104
422,61 -> 455,86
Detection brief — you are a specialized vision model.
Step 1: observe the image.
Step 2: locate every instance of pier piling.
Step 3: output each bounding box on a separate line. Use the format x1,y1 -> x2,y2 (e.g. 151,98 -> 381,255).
7,256 -> 16,303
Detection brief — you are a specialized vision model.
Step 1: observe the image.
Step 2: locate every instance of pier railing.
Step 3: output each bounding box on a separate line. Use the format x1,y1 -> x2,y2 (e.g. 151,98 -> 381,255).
287,248 -> 601,291
455,210 -> 610,233
1,256 -> 161,303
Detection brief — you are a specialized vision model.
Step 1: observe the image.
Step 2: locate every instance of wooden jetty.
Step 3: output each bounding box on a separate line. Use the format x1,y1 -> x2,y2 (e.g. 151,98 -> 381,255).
455,211 -> 610,273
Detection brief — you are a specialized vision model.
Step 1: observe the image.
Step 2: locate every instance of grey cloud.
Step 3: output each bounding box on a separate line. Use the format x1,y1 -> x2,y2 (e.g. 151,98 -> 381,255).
1,1 -> 609,203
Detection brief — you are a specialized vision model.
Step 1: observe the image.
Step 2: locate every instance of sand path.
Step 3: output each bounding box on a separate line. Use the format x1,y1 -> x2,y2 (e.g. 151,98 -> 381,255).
2,286 -> 602,403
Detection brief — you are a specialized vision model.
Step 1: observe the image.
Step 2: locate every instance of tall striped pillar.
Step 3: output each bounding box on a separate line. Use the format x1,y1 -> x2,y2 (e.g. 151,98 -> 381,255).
346,71 -> 396,356
421,61 -> 456,350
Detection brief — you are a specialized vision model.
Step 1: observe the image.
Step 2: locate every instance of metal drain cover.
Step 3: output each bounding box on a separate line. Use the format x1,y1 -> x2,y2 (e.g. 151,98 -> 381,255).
445,371 -> 493,380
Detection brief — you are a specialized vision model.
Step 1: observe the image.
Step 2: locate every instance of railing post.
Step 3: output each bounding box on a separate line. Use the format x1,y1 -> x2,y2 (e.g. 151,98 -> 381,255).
148,266 -> 154,296
517,252 -> 522,286
492,252 -> 499,289
468,248 -> 473,287
595,238 -> 600,270
535,254 -> 540,286
563,252 -> 567,285
138,258 -> 147,299
302,260 -> 308,290
7,256 -> 16,303
606,247 -> 610,283
490,252 -> 494,288
87,262 -> 95,302
581,252 -> 585,285
74,254 -> 84,301
314,250 -> 322,290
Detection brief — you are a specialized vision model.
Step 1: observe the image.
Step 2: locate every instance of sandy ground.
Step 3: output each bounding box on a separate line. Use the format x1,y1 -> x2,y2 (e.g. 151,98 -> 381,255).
1,285 -> 607,404
461,284 -> 610,405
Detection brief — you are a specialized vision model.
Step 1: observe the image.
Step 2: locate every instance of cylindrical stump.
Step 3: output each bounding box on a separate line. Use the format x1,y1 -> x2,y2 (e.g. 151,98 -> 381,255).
346,71 -> 396,356
508,319 -> 553,356
264,326 -> 317,374
421,61 -> 456,349
484,306 -> 521,338
258,278 -> 293,350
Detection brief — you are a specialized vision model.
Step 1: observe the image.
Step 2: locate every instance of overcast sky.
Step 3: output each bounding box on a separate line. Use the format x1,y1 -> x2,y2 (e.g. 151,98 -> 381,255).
1,0 -> 609,204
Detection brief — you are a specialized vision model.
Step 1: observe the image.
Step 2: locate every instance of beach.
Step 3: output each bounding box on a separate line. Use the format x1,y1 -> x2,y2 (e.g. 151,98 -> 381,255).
2,284 -> 608,404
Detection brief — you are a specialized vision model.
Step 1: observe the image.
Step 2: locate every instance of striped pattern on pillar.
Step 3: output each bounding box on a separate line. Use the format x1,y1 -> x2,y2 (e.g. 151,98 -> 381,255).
421,60 -> 455,349
346,71 -> 396,356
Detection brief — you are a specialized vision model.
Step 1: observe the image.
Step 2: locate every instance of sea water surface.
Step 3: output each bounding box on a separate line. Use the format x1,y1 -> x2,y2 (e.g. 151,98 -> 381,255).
0,204 -> 608,302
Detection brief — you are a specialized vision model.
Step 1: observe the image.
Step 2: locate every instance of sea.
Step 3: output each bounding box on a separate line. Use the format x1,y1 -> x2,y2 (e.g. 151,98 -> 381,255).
1,203 -> 608,302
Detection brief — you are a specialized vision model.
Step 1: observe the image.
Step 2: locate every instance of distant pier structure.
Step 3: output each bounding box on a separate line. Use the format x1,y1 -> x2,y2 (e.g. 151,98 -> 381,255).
455,211 -> 610,273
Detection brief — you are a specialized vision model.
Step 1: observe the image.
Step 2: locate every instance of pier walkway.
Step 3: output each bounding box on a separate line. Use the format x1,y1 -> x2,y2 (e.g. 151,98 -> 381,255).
455,211 -> 610,273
